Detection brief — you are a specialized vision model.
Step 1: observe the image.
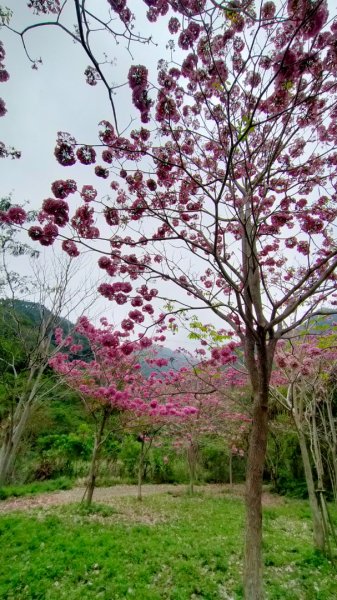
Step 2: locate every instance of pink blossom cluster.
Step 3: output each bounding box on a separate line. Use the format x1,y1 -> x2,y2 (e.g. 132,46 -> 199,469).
51,179 -> 77,199
49,317 -> 203,422
22,0 -> 337,364
127,65 -> 152,123
28,223 -> 58,246
27,0 -> 61,14
0,205 -> 26,226
107,0 -> 132,25
0,40 -> 9,124
0,40 -> 9,87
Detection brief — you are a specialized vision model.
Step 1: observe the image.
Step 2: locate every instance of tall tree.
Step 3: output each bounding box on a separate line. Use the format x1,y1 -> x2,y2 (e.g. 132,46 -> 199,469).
50,316 -> 198,503
3,1 -> 337,597
0,252 -> 98,483
272,332 -> 337,552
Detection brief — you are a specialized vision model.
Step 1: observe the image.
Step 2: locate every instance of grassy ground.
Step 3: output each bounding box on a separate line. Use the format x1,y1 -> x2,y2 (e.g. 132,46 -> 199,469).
0,489 -> 336,599
0,477 -> 73,500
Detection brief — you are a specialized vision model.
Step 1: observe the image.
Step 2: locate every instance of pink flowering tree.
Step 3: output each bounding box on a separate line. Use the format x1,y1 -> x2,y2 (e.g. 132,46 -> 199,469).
5,1 -> 337,596
162,362 -> 250,493
50,316 -> 198,503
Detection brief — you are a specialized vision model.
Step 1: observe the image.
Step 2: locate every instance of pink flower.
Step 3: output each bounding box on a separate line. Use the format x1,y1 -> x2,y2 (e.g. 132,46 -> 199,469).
51,179 -> 77,199
262,2 -> 276,20
129,309 -> 145,323
102,150 -> 113,163
121,342 -> 135,355
105,209 -> 119,228
54,142 -> 76,166
42,198 -> 69,226
81,185 -> 97,202
95,166 -> 109,178
128,65 -> 148,91
7,206 -> 26,225
27,0 -> 61,15
297,240 -> 310,255
98,256 -> 111,269
121,318 -> 134,331
40,223 -> 58,246
62,239 -> 80,257
84,65 -> 100,86
76,145 -> 96,165
0,68 -> 9,83
168,17 -> 180,34
28,225 -> 43,241
139,336 -> 152,348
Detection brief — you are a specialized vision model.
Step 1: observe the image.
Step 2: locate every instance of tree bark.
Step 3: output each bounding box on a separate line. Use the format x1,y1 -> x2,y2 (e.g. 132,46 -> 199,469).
0,366 -> 44,484
242,316 -> 276,600
326,400 -> 337,502
83,409 -> 108,506
187,440 -> 197,495
229,450 -> 233,488
137,439 -> 144,501
0,400 -> 33,484
296,421 -> 326,551
243,388 -> 269,600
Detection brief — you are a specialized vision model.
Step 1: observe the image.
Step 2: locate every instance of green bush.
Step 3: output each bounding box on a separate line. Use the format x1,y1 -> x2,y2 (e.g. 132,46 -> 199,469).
266,426 -> 308,498
118,436 -> 141,480
149,448 -> 176,483
32,431 -> 92,480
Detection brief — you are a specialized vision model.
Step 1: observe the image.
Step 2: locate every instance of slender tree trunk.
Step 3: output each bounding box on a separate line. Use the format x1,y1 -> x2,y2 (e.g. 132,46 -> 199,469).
137,439 -> 144,501
0,365 -> 45,484
310,403 -> 333,553
85,442 -> 99,507
187,441 -> 197,495
0,399 -> 33,484
83,410 -> 108,506
229,450 -> 233,488
296,422 -> 326,551
326,400 -> 337,502
244,388 -> 269,600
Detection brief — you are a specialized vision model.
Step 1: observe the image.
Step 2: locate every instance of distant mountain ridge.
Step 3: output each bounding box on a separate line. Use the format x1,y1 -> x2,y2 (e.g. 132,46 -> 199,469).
0,299 -> 191,375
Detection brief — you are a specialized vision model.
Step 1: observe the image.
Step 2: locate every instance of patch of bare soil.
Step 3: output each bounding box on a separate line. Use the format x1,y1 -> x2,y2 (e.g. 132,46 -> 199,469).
0,483 -> 283,513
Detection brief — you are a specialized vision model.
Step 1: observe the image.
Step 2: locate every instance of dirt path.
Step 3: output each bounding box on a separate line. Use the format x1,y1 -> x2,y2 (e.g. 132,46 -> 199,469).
0,483 -> 283,513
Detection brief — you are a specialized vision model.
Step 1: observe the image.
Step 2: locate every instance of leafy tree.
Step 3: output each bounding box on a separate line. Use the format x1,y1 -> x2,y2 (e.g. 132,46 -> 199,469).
271,332 -> 337,553
4,1 -> 337,597
50,316 -> 198,503
0,254 -> 98,484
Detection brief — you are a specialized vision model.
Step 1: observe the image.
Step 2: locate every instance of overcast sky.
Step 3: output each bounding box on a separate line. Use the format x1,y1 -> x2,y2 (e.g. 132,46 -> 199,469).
0,1 -> 201,350
1,1 -> 153,205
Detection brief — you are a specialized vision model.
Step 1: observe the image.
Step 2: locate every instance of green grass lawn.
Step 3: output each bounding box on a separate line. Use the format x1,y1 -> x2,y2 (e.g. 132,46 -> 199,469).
0,490 -> 336,599
0,477 -> 73,500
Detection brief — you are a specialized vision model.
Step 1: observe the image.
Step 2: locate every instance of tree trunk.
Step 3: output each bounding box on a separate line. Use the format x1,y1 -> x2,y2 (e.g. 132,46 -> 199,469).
295,418 -> 325,551
243,389 -> 269,600
0,364 -> 46,485
310,403 -> 332,553
187,441 -> 197,495
83,410 -> 108,506
229,450 -> 233,488
85,444 -> 98,506
137,439 -> 144,501
326,400 -> 337,503
0,399 -> 33,484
